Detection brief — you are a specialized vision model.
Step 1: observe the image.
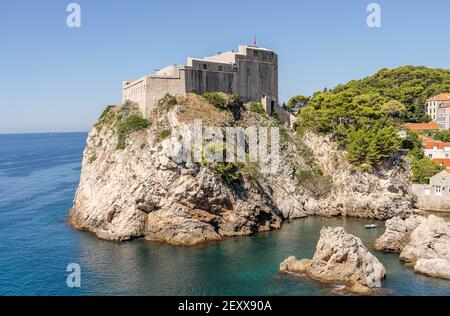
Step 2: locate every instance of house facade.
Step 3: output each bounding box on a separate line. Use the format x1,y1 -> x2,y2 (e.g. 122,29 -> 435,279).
425,93 -> 450,128
122,45 -> 278,117
412,170 -> 450,211
424,141 -> 450,159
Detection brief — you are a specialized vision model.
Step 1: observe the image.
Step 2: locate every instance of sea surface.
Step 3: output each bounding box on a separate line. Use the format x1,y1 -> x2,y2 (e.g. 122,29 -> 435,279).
0,132 -> 449,296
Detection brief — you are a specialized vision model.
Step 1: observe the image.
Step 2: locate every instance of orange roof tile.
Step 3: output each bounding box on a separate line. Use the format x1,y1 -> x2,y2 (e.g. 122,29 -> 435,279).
424,141 -> 450,149
427,93 -> 450,102
446,169 -> 450,174
432,158 -> 450,167
405,122 -> 439,131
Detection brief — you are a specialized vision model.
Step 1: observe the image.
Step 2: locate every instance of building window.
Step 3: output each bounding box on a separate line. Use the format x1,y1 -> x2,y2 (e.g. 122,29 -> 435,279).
218,65 -> 223,71
203,64 -> 207,70
247,69 -> 251,76
429,154 -> 433,158
253,51 -> 258,57
435,186 -> 442,194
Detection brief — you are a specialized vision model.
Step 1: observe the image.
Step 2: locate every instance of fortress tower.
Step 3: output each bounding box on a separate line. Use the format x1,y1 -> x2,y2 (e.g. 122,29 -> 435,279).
122,45 -> 278,117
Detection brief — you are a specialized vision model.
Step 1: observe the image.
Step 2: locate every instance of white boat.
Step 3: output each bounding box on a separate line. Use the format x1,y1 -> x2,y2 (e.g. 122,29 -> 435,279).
364,224 -> 378,229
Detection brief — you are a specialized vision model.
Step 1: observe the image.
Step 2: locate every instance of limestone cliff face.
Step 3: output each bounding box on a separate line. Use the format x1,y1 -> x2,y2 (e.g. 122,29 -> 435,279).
301,131 -> 415,219
69,94 -> 415,245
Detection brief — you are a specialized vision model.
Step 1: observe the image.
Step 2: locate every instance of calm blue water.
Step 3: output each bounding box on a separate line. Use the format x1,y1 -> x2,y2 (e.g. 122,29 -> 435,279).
0,133 -> 449,296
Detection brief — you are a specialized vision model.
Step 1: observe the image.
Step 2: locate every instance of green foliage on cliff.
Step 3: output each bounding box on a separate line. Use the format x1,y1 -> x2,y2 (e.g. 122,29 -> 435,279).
116,114 -> 149,150
298,66 -> 450,168
344,125 -> 401,169
402,131 -> 424,160
401,131 -> 445,183
412,157 -> 444,184
432,130 -> 450,142
296,169 -> 333,198
287,95 -> 310,109
211,162 -> 241,185
202,92 -> 227,110
160,129 -> 171,140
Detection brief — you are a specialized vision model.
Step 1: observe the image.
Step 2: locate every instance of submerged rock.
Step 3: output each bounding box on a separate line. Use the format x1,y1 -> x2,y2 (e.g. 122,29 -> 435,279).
374,216 -> 424,252
280,227 -> 386,294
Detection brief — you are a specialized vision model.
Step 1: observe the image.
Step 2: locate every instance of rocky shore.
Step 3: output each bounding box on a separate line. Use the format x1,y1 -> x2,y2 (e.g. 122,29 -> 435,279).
375,215 -> 450,280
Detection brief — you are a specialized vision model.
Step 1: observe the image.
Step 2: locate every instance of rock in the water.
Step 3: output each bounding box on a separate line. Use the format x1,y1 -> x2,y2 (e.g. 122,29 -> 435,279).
399,215 -> 450,266
280,227 -> 386,294
414,258 -> 450,280
374,216 -> 424,252
279,256 -> 311,273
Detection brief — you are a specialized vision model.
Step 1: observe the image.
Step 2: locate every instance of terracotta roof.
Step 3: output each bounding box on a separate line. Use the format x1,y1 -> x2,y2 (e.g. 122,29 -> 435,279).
427,93 -> 450,102
446,170 -> 450,174
432,158 -> 450,167
405,122 -> 439,131
424,141 -> 450,150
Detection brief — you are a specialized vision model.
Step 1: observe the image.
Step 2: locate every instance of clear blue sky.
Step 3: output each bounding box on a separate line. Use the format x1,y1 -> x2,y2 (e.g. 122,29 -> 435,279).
1,0 -> 449,133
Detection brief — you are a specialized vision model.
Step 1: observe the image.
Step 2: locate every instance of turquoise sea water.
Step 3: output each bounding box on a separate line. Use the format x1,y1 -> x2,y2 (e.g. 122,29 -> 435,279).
0,132 -> 449,296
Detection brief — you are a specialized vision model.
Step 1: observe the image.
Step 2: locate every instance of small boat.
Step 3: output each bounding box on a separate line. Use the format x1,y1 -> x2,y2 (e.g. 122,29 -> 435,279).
364,224 -> 378,229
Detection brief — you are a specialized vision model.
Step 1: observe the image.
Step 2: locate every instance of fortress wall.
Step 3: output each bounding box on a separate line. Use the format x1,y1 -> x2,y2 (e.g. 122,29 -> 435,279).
122,45 -> 279,117
144,71 -> 187,117
122,78 -> 146,113
235,57 -> 278,103
185,69 -> 234,95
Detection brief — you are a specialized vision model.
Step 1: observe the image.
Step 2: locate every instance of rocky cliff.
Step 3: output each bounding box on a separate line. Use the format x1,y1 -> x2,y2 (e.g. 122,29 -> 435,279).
69,94 -> 415,245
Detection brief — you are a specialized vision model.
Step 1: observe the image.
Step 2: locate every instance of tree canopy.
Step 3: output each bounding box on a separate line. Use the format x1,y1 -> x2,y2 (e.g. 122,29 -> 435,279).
297,66 -> 450,168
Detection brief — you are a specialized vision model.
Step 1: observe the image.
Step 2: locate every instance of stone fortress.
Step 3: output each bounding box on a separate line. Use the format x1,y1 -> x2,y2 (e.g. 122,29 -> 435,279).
122,44 -> 279,117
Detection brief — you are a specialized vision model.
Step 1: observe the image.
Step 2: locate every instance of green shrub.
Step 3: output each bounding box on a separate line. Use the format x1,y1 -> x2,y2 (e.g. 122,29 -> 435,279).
296,169 -> 333,198
412,157 -> 444,184
211,162 -> 241,185
249,101 -> 266,116
237,162 -> 260,184
433,130 -> 450,142
158,94 -> 177,109
202,92 -> 227,110
89,155 -> 97,163
94,106 -> 121,130
116,114 -> 149,150
160,129 -> 171,140
402,131 -> 424,160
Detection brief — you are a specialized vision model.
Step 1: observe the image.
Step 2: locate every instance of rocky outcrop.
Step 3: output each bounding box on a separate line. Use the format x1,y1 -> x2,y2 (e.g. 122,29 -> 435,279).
69,97 -> 284,245
69,94 -> 416,245
279,256 -> 311,273
301,132 -> 414,220
280,227 -> 386,294
374,216 -> 424,252
399,215 -> 450,267
375,215 -> 450,280
414,259 -> 450,280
